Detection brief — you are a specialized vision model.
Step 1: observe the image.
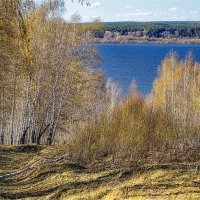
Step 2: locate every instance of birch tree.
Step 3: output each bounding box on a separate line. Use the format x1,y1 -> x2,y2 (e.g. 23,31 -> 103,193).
1,0 -> 105,145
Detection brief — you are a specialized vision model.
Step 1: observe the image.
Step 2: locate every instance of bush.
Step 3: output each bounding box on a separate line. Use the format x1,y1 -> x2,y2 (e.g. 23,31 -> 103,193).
69,54 -> 200,166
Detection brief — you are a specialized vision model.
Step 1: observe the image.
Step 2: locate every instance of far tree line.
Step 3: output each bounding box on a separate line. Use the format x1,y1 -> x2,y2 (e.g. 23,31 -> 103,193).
92,22 -> 200,39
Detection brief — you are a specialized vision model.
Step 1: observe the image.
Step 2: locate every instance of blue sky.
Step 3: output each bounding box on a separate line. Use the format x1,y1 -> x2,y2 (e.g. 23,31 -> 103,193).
64,0 -> 200,22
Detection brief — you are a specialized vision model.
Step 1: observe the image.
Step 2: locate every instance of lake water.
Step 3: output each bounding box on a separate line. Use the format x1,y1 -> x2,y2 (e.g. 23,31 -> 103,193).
97,43 -> 200,95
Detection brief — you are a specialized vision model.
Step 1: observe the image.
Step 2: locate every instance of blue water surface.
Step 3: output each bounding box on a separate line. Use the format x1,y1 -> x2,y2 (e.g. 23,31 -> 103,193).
97,43 -> 200,95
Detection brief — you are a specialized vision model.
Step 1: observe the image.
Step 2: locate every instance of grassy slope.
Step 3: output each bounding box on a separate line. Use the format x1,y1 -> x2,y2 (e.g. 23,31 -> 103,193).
0,146 -> 200,200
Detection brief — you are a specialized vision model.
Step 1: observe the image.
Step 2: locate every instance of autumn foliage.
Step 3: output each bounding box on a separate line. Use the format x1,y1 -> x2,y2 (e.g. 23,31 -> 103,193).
69,53 -> 200,164
0,0 -> 104,145
0,1 -> 199,165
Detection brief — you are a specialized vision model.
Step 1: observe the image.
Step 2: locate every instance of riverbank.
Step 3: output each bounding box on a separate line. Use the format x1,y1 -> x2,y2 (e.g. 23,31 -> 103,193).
0,145 -> 200,199
97,37 -> 200,44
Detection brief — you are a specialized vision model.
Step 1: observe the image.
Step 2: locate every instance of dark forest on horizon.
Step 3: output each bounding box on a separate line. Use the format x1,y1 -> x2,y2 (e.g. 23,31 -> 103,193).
88,21 -> 200,43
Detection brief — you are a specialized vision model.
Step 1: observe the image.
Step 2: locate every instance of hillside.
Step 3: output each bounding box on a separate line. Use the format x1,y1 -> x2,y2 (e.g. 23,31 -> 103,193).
0,1 -> 200,200
0,146 -> 200,200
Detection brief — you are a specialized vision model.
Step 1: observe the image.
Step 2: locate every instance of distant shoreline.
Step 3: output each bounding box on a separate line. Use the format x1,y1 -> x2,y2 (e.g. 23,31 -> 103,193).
97,37 -> 200,44
92,21 -> 200,45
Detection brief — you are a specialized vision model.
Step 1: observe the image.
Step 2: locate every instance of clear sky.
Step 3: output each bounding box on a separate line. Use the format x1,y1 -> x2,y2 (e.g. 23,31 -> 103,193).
64,0 -> 200,22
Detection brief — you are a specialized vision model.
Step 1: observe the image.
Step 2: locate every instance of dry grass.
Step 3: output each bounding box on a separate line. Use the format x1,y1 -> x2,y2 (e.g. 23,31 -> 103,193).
0,146 -> 200,200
